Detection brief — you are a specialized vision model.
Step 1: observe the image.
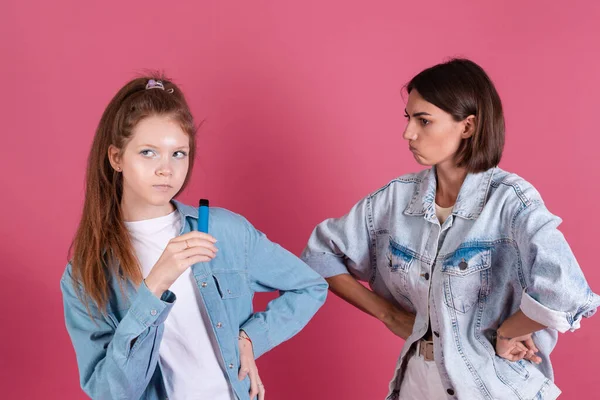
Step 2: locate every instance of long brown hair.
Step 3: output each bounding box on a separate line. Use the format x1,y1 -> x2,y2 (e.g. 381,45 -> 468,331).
70,75 -> 196,314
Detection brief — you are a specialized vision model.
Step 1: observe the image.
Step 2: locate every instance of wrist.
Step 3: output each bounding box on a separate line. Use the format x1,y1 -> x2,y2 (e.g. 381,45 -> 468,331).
238,330 -> 253,348
496,326 -> 513,341
380,304 -> 411,325
379,304 -> 398,325
145,276 -> 166,298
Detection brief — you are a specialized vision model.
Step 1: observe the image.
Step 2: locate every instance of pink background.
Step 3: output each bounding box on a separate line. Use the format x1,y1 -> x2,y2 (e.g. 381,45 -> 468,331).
3,1 -> 600,399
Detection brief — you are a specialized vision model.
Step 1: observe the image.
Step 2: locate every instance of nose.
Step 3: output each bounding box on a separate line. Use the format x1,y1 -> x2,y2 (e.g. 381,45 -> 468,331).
156,158 -> 173,177
403,121 -> 417,141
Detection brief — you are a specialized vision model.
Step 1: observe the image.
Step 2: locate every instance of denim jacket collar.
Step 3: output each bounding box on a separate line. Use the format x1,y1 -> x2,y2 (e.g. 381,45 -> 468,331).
172,199 -> 197,219
404,166 -> 496,221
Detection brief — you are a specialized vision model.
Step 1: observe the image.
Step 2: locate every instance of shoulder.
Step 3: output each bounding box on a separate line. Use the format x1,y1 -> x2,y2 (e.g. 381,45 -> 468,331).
175,200 -> 249,228
489,168 -> 544,209
370,169 -> 428,199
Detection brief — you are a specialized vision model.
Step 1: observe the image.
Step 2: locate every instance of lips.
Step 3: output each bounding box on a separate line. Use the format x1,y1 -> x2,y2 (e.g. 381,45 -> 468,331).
152,184 -> 173,192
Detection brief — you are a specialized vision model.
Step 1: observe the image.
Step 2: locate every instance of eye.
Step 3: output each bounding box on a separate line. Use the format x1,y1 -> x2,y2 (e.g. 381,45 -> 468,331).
140,149 -> 156,157
420,118 -> 430,126
173,151 -> 188,159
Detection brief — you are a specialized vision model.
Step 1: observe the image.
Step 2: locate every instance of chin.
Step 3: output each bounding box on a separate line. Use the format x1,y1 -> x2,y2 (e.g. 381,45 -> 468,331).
416,160 -> 434,167
413,153 -> 433,167
146,194 -> 175,207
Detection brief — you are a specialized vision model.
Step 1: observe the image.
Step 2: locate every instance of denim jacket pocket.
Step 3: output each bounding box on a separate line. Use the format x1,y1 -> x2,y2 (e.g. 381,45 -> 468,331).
387,239 -> 418,301
388,239 -> 415,274
442,246 -> 492,313
492,354 -> 555,399
212,271 -> 250,299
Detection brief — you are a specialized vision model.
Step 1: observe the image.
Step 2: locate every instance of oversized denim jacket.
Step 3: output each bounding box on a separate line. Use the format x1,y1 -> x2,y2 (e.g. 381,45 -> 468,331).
61,201 -> 328,400
302,167 -> 599,400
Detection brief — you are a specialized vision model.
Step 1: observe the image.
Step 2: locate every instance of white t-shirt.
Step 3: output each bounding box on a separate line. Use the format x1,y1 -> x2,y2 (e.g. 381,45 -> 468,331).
435,203 -> 453,225
126,211 -> 235,400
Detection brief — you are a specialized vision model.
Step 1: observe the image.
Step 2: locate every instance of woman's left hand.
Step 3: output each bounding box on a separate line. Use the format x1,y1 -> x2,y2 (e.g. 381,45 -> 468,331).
495,332 -> 542,364
238,330 -> 265,400
495,311 -> 545,365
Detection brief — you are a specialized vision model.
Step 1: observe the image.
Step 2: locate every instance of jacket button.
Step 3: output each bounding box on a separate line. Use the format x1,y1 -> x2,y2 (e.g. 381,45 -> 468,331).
201,282 -> 208,288
229,363 -> 234,369
434,331 -> 440,338
150,309 -> 157,316
423,272 -> 430,280
447,389 -> 455,395
459,261 -> 468,270
216,322 -> 223,328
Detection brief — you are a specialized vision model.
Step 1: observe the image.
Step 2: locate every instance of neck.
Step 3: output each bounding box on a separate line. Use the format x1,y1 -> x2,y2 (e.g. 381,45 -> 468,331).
120,194 -> 175,222
435,162 -> 468,208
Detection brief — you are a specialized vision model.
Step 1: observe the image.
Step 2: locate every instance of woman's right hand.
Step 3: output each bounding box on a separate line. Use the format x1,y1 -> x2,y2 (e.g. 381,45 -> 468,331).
145,231 -> 218,297
325,274 -> 416,340
382,306 -> 416,340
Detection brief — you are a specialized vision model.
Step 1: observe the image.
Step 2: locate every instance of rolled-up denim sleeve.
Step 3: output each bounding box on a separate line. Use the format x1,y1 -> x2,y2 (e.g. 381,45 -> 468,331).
301,196 -> 375,282
513,202 -> 600,333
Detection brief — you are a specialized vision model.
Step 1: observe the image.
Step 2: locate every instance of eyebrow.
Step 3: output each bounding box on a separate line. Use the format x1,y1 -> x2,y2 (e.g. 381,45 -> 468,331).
404,109 -> 432,117
138,144 -> 190,150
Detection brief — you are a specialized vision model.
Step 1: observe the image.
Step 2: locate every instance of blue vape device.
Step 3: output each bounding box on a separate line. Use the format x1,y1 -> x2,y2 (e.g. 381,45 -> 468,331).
198,199 -> 209,233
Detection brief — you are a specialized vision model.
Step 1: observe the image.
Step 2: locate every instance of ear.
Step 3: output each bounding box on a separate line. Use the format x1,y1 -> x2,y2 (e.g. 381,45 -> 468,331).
461,115 -> 476,139
108,145 -> 122,172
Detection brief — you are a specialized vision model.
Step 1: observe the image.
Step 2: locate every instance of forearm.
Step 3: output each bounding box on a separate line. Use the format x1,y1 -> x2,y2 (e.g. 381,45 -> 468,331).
498,309 -> 546,339
326,273 -> 415,339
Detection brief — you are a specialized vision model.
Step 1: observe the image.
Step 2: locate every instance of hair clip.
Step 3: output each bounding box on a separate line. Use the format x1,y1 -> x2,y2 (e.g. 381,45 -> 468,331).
145,79 -> 165,90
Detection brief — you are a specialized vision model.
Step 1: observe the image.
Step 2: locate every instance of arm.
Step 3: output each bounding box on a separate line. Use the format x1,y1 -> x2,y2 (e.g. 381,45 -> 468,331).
301,196 -> 415,339
61,267 -> 175,399
238,218 -> 329,359
512,202 -> 599,333
327,274 -> 415,339
496,201 -> 600,363
498,310 -> 545,339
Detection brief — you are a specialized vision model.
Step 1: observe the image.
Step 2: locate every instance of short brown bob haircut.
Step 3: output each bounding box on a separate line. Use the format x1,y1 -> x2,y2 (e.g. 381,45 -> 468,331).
406,58 -> 505,173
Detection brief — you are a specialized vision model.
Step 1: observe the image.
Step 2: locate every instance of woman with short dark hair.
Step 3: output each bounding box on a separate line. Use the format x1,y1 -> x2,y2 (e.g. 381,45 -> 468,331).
302,58 -> 599,399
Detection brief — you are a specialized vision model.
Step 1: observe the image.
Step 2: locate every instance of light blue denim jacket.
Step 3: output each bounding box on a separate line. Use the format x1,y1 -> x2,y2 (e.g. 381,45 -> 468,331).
302,167 -> 599,400
61,201 -> 328,400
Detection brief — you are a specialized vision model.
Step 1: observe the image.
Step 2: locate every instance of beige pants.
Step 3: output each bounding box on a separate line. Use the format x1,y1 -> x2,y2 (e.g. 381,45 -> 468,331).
399,351 -> 448,399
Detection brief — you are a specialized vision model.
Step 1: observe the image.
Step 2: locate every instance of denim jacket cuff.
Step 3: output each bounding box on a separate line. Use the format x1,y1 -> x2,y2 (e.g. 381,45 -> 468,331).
240,316 -> 272,359
129,280 -> 176,329
520,290 -> 576,333
301,253 -> 350,278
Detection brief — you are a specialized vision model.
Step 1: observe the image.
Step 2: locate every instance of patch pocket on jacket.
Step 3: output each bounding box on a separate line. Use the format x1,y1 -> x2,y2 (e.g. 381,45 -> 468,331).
387,239 -> 417,300
442,246 -> 491,313
212,271 -> 249,299
388,240 -> 415,273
